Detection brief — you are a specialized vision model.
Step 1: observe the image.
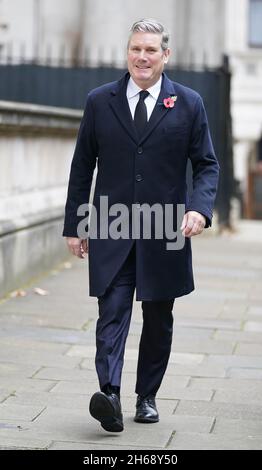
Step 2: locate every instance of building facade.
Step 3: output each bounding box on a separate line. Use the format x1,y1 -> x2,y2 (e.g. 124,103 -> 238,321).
1,0 -> 262,218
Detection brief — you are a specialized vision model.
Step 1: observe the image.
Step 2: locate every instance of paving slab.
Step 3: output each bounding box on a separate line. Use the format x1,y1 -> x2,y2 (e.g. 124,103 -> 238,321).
29,407 -> 174,448
165,364 -> 226,378
0,348 -> 81,369
0,389 -> 13,403
169,338 -> 235,355
244,321 -> 262,332
189,377 -> 262,391
0,435 -> 51,450
157,387 -> 213,401
0,403 -> 46,422
0,325 -> 95,345
175,400 -> 262,420
202,354 -> 262,369
213,389 -> 262,405
0,377 -> 56,393
0,363 -> 40,379
167,432 -> 262,450
0,337 -> 70,354
33,367 -> 99,382
213,418 -> 262,436
234,342 -> 262,355
227,368 -> 262,379
3,391 -> 91,410
0,231 -> 262,449
214,330 -> 262,343
48,441 -> 162,450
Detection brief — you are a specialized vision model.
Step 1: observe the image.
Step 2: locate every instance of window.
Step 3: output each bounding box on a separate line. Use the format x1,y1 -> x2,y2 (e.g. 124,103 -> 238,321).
249,0 -> 262,47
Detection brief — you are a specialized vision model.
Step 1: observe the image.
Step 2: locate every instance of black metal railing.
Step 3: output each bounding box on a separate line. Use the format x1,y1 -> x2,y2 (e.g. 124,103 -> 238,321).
0,53 -> 235,228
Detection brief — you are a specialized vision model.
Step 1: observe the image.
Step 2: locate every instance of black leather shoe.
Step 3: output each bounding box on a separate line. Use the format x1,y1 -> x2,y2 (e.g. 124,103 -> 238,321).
89,391 -> 123,432
134,395 -> 159,423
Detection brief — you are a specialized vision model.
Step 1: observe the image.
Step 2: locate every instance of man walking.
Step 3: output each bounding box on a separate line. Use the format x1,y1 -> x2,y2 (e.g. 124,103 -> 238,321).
63,19 -> 219,433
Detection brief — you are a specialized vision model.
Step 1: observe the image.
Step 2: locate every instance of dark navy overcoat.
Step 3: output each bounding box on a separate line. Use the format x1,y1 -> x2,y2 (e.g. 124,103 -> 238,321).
63,72 -> 219,300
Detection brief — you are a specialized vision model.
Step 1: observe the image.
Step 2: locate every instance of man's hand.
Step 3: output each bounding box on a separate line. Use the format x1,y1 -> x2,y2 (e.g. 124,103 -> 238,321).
66,237 -> 88,259
180,211 -> 206,238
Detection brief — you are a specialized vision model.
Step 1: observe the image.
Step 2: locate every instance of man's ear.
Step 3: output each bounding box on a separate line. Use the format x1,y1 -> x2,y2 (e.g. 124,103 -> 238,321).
164,48 -> 171,64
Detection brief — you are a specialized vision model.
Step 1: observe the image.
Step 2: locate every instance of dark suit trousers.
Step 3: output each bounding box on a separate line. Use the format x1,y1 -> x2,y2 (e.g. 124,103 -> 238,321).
95,244 -> 174,397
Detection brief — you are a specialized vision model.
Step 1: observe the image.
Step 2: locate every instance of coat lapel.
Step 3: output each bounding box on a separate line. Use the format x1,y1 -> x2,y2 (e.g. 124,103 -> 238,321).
109,72 -> 177,145
109,73 -> 138,144
139,73 -> 177,144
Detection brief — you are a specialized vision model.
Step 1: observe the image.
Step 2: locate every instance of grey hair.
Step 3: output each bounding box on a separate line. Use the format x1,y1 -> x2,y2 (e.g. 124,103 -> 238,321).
128,18 -> 170,51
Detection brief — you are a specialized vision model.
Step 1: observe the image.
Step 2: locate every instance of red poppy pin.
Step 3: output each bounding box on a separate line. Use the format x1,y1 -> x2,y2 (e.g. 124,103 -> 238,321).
163,95 -> 177,108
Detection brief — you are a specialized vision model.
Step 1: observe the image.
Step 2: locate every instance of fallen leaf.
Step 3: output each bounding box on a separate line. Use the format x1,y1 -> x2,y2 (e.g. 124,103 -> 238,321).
33,287 -> 49,296
63,262 -> 72,269
10,290 -> 27,298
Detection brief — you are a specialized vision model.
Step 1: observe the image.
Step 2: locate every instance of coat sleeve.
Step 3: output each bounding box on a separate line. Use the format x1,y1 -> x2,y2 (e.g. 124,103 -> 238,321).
62,94 -> 98,237
186,96 -> 220,227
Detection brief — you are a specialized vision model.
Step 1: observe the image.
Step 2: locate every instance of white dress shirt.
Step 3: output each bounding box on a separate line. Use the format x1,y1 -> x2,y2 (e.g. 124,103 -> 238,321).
126,76 -> 162,121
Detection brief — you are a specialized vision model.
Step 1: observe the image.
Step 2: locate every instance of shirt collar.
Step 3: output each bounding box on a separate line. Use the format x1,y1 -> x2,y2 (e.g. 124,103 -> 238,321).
127,75 -> 162,100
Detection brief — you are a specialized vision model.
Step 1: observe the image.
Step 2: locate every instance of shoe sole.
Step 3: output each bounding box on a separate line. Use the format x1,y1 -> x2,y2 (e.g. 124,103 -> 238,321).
134,416 -> 159,423
89,392 -> 123,432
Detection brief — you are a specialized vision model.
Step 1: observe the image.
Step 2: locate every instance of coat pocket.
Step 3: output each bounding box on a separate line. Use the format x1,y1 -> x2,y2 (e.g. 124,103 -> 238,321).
163,125 -> 189,136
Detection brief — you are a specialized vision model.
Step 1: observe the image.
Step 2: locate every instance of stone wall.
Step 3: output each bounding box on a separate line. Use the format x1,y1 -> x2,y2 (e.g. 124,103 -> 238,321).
0,100 -> 82,297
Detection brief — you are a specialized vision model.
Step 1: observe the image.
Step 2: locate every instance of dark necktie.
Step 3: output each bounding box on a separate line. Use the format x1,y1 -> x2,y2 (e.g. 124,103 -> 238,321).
134,90 -> 149,138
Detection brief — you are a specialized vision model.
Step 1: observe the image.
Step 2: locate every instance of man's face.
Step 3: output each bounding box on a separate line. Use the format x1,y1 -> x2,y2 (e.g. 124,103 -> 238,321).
127,32 -> 170,88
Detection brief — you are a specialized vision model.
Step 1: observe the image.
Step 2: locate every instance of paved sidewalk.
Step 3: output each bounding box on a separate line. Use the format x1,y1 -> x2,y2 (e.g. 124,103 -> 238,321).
0,229 -> 262,450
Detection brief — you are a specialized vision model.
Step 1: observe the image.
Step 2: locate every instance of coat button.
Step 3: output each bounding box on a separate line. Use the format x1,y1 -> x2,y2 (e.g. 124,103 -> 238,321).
136,174 -> 143,182
137,147 -> 143,154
